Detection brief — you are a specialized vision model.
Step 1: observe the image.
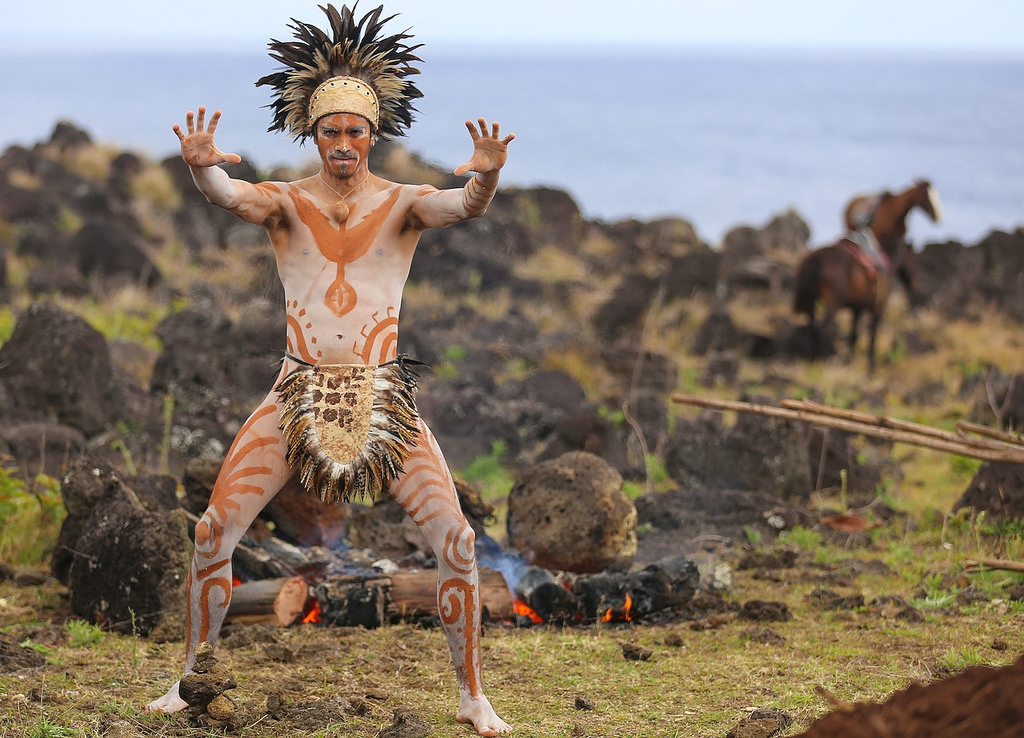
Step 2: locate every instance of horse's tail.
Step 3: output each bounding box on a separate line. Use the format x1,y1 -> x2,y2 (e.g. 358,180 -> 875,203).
793,252 -> 821,317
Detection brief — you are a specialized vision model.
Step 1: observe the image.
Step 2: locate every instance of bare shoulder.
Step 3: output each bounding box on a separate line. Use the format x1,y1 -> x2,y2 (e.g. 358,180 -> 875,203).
247,178 -> 301,230
391,180 -> 437,200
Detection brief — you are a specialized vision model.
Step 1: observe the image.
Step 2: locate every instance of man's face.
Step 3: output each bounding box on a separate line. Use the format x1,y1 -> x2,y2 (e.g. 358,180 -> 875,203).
315,113 -> 373,179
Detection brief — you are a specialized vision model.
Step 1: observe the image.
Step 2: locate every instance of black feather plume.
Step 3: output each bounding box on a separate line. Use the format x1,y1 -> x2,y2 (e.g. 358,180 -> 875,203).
255,2 -> 423,141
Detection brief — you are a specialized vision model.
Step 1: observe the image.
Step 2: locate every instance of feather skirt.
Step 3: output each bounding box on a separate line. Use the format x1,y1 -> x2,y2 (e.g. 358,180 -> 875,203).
276,358 -> 421,504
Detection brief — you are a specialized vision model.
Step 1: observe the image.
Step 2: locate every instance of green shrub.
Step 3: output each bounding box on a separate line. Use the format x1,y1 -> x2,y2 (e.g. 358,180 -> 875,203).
0,468 -> 65,566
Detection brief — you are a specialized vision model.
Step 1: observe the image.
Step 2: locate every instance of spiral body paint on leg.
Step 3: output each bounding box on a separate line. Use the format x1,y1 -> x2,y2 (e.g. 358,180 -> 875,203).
183,395 -> 292,669
389,420 -> 482,696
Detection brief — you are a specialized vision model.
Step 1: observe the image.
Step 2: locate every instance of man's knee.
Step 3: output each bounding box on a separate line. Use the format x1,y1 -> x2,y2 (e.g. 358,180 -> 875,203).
447,518 -> 476,563
457,522 -> 475,550
195,518 -> 212,547
194,514 -> 224,554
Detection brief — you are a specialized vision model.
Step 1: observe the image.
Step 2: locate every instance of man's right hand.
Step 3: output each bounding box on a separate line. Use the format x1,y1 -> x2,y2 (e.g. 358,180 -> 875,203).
173,106 -> 242,168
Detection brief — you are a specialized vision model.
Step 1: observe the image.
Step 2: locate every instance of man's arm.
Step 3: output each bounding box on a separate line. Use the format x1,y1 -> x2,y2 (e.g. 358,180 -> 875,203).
174,107 -> 280,225
408,118 -> 514,230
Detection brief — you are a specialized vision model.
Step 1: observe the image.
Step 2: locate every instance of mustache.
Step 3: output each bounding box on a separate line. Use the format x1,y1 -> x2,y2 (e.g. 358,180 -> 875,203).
330,151 -> 357,160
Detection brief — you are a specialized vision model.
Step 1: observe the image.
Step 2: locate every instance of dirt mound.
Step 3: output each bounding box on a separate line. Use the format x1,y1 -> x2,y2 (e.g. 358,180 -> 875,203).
794,654 -> 1024,737
0,634 -> 47,672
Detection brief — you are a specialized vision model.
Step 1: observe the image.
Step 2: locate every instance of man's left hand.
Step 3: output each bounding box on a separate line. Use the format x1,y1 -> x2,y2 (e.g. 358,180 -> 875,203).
454,118 -> 515,177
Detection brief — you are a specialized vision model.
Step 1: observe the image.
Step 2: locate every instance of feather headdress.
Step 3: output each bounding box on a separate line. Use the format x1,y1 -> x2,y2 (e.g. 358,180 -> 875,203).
256,3 -> 423,141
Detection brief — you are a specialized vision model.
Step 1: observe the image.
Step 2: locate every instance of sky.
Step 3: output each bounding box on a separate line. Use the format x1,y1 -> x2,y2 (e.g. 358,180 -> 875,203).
2,0 -> 1023,54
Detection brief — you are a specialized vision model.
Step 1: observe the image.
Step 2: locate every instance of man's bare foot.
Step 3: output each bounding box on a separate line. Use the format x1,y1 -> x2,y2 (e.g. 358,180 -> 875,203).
457,693 -> 512,736
144,681 -> 188,714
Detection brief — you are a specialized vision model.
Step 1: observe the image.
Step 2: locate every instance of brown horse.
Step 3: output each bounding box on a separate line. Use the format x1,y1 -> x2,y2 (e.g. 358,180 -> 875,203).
843,178 -> 942,293
792,180 -> 940,372
793,233 -> 914,373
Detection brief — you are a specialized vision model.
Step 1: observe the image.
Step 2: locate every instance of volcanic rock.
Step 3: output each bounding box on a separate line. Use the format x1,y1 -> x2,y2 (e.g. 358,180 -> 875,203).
792,654 -> 1024,737
180,641 -> 237,710
953,461 -> 1024,520
506,451 -> 637,573
0,302 -> 134,437
53,456 -> 192,638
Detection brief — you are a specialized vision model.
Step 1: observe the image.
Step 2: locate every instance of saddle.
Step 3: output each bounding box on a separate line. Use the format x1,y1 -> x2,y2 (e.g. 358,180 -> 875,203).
842,228 -> 889,276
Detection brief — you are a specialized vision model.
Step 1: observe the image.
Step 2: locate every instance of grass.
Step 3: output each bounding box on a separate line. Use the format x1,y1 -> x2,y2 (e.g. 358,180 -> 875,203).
0,470 -> 64,566
3,546 -> 1023,737
3,458 -> 1024,738
460,441 -> 517,536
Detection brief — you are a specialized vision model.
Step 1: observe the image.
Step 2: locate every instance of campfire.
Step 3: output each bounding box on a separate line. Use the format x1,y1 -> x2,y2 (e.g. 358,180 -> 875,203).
223,530 -> 700,630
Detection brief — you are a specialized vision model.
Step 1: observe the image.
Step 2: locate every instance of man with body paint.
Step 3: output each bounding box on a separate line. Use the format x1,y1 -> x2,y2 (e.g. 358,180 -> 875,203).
144,5 -> 513,735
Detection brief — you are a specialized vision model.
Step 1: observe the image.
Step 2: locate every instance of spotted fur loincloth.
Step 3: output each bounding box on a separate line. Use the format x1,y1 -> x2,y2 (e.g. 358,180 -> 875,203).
275,355 -> 422,503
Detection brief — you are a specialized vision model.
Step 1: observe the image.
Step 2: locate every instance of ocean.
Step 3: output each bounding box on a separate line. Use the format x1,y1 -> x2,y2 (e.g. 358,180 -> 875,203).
2,46 -> 1022,246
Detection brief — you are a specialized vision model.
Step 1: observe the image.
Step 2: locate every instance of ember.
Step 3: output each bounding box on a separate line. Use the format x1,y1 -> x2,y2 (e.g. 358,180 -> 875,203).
513,556 -> 699,626
600,592 -> 633,623
301,599 -> 322,624
512,597 -> 544,625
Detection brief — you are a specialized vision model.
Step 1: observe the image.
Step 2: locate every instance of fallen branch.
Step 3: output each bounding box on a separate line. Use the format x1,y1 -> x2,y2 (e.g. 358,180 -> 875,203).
963,557 -> 1024,574
781,399 -> 1024,455
670,394 -> 1024,464
955,419 -> 1024,446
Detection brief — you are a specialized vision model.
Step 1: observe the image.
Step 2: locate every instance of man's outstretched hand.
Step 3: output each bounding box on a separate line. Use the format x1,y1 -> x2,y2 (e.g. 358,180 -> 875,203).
173,106 -> 243,168
453,118 -> 515,177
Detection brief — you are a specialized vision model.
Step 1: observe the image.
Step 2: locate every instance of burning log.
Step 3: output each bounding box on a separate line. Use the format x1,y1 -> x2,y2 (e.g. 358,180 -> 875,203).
315,568 -> 514,627
225,568 -> 514,629
225,576 -> 310,627
513,556 -> 701,626
574,557 -> 700,623
390,570 -> 513,619
512,566 -> 578,624
324,568 -> 512,626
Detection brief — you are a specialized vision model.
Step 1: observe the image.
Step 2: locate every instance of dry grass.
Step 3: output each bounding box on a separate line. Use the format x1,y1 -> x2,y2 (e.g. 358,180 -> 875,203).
3,555 -> 1023,738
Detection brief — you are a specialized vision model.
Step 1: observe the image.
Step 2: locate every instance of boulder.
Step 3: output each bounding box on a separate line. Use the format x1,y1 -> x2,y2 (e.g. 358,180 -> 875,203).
664,403 -> 811,502
54,456 -> 192,638
70,220 -> 162,288
967,370 -> 1024,431
149,300 -> 283,469
758,209 -> 811,252
0,422 -> 85,480
0,302 -> 127,437
953,462 -> 1024,521
506,451 -> 637,573
592,273 -> 662,341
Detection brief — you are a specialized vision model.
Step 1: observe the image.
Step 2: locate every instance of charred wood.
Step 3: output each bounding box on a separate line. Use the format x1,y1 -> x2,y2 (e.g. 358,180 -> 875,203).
516,556 -> 700,624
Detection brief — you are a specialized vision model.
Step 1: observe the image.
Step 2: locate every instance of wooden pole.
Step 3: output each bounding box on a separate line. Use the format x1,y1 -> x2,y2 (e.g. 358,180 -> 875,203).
964,557 -> 1024,574
781,398 -> 1024,454
671,393 -> 1024,464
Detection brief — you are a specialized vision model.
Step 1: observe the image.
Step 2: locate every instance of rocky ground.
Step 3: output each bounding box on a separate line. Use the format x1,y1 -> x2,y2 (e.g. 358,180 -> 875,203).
1,121 -> 1024,736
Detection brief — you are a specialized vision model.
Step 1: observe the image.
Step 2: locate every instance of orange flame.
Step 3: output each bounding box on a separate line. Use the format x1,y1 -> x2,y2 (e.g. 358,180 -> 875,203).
512,597 -> 544,624
301,599 -> 323,624
600,592 -> 634,623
